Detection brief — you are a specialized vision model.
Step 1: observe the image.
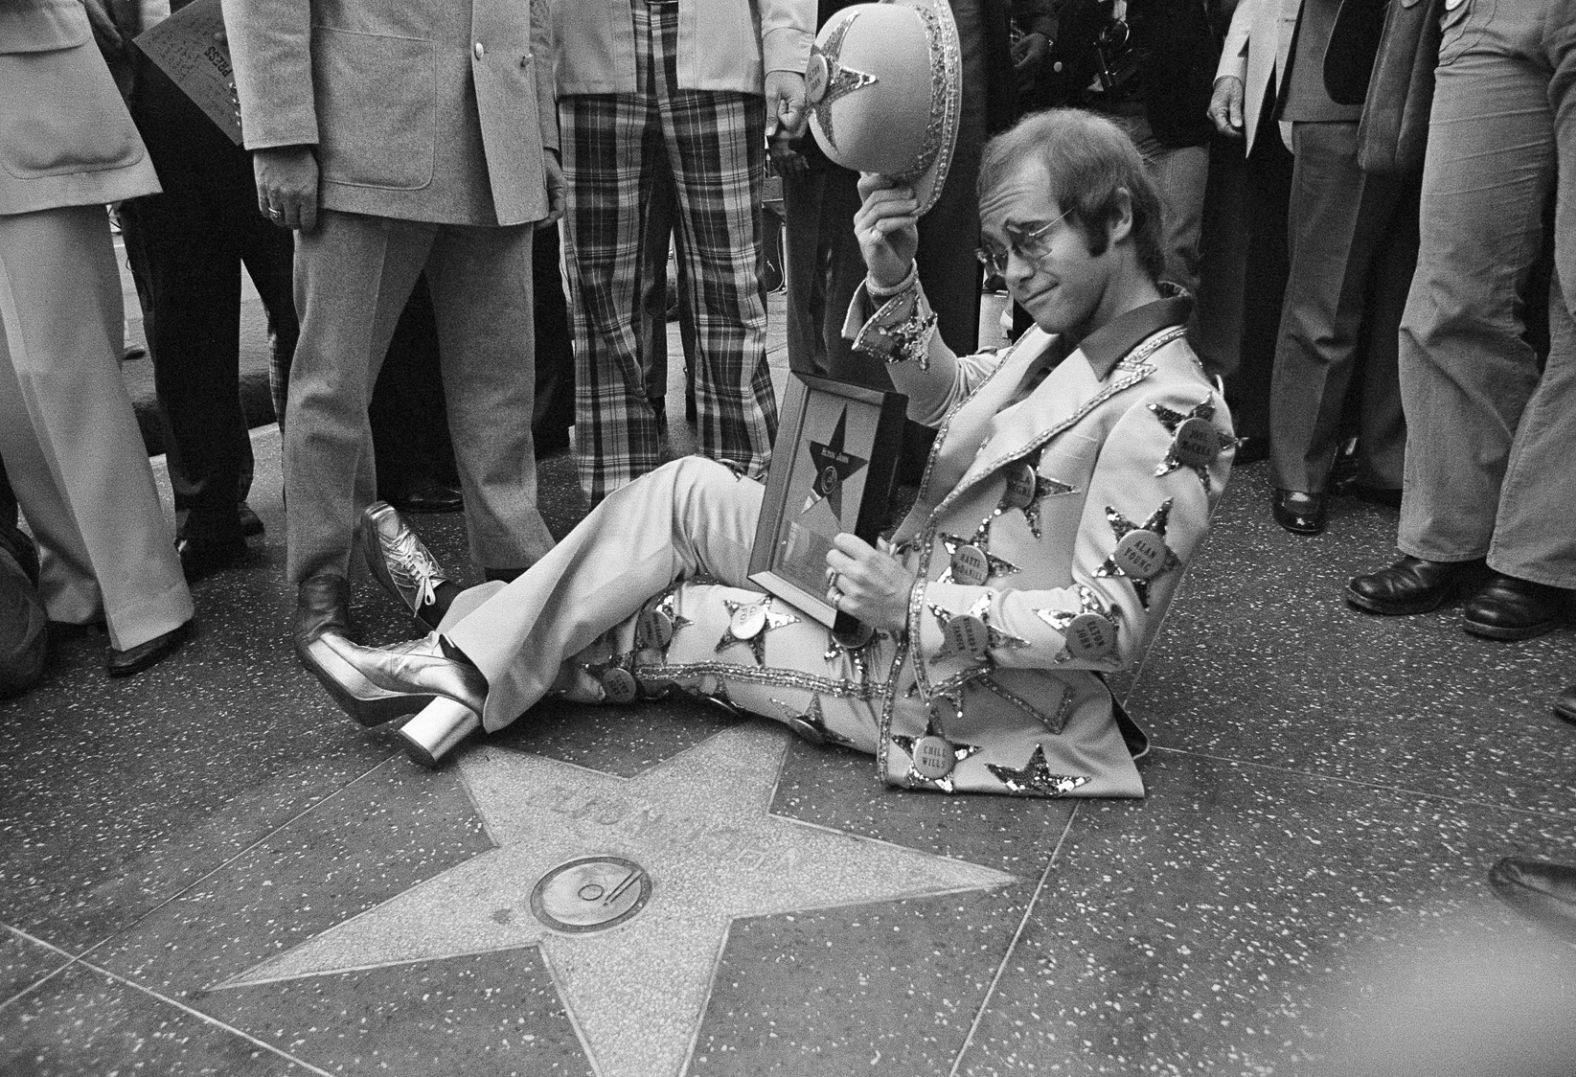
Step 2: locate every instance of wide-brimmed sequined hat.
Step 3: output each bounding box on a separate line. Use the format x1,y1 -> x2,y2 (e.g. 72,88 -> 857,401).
805,0 -> 962,217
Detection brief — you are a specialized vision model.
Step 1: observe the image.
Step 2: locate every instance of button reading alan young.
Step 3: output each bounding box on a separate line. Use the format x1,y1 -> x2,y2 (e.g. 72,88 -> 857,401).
530,856 -> 652,934
1112,529 -> 1168,579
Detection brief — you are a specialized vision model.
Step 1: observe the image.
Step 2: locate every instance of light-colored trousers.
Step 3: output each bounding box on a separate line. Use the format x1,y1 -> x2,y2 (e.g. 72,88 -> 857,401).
0,206 -> 192,650
1396,0 -> 1576,586
445,456 -> 890,750
286,210 -> 555,584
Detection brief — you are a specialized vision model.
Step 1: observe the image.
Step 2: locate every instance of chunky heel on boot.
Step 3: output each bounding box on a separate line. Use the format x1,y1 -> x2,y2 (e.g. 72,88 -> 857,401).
301,635 -> 433,726
396,697 -> 481,768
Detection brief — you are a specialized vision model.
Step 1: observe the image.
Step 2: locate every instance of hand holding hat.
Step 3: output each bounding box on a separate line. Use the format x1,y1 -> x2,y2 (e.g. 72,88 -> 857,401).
853,173 -> 919,290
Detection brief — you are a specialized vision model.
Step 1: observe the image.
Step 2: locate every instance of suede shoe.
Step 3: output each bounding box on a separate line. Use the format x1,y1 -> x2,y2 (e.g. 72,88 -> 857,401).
293,574 -> 350,659
1554,683 -> 1576,726
1489,856 -> 1576,941
359,502 -> 454,629
1346,555 -> 1485,615
107,619 -> 194,678
1462,574 -> 1569,641
1272,489 -> 1326,536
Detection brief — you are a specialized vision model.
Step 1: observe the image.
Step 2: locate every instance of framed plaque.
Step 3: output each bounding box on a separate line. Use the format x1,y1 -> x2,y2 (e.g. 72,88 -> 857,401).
749,374 -> 907,636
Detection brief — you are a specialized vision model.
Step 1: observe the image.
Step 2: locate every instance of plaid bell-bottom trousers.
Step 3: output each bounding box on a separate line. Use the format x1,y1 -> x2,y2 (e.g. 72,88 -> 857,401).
560,2 -> 777,503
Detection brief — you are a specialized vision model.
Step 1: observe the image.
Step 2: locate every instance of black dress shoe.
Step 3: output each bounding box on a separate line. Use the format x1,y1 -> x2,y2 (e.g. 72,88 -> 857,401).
1271,489 -> 1327,536
1346,555 -> 1486,615
238,502 -> 265,537
106,619 -> 194,677
1554,683 -> 1576,725
1489,856 -> 1576,941
293,574 -> 350,658
1462,573 -> 1569,641
176,535 -> 247,582
384,478 -> 463,515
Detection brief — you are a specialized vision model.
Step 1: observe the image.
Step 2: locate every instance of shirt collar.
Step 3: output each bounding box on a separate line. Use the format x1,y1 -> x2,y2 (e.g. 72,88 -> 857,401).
1071,289 -> 1193,380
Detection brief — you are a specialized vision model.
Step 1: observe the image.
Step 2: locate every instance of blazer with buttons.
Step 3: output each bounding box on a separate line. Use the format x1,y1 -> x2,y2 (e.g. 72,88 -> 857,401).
845,280 -> 1233,797
222,0 -> 557,226
0,0 -> 160,215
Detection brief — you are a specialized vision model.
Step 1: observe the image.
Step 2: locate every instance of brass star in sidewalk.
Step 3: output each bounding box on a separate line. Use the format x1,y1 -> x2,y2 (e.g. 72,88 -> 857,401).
215,727 -> 1015,1077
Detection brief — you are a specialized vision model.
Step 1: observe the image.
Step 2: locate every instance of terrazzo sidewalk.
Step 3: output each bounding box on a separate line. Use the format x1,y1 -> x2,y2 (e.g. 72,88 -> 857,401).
3,293 -> 1574,1076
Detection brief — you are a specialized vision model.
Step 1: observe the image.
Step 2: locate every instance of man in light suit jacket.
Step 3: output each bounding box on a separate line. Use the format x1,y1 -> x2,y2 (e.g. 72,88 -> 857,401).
223,0 -> 566,667
1210,0 -> 1414,536
0,0 -> 195,678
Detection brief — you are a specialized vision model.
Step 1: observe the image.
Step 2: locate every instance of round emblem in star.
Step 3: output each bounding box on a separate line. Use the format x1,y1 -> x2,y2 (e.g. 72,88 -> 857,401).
1064,612 -> 1116,659
1002,462 -> 1038,509
910,734 -> 957,779
638,608 -> 675,648
601,667 -> 638,704
530,856 -> 651,934
804,49 -> 830,103
944,614 -> 989,656
1172,417 -> 1221,467
950,544 -> 991,585
1113,530 -> 1166,579
730,603 -> 768,640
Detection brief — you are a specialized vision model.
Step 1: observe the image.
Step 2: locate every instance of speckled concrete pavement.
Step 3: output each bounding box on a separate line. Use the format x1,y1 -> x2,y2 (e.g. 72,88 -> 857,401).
3,289 -> 1574,1077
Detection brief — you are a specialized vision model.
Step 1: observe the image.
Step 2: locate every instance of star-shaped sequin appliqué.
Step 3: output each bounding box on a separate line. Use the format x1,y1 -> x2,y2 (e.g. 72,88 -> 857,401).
1094,500 -> 1180,610
937,515 -> 1021,585
770,694 -> 853,748
1034,585 -> 1121,665
995,453 -> 1077,540
986,744 -> 1091,797
1148,396 -> 1237,494
801,407 -> 868,519
892,715 -> 983,794
809,14 -> 878,153
716,597 -> 800,666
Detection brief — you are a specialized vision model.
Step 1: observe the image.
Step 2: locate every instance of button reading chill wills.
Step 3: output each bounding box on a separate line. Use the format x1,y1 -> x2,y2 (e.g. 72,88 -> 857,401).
910,734 -> 957,779
530,857 -> 651,933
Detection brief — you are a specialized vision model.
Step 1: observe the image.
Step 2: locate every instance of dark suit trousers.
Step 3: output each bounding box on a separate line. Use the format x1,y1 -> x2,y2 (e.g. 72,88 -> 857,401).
120,62 -> 298,542
1269,121 -> 1416,493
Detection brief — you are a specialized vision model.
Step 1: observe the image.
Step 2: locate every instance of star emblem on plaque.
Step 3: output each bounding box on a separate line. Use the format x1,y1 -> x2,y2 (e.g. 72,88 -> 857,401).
892,715 -> 983,792
770,693 -> 852,747
716,597 -> 800,666
1094,499 -> 1180,609
995,453 -> 1076,539
1035,585 -> 1121,664
928,591 -> 1030,660
938,516 -> 1020,586
986,744 -> 1091,797
800,407 -> 869,519
1148,396 -> 1236,493
805,13 -> 878,153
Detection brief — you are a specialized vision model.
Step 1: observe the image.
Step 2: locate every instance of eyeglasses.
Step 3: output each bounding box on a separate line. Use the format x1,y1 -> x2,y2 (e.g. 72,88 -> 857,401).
975,208 -> 1073,277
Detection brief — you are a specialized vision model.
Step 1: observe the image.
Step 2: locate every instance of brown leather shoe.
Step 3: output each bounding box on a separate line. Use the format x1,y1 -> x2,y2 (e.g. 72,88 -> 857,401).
1346,556 -> 1485,616
1463,574 -> 1570,640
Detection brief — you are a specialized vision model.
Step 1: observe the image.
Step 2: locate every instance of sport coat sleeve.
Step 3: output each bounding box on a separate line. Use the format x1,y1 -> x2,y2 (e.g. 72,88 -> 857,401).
759,0 -> 815,76
531,0 -> 557,151
1216,0 -> 1258,82
221,0 -> 317,150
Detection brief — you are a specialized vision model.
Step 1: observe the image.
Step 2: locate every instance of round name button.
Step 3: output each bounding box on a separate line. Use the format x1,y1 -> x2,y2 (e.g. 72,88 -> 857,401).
1064,612 -> 1116,660
1172,417 -> 1221,467
638,608 -> 674,649
944,614 -> 989,657
1001,462 -> 1038,509
730,603 -> 767,640
950,544 -> 991,585
910,734 -> 957,779
1113,530 -> 1167,579
601,667 -> 638,704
